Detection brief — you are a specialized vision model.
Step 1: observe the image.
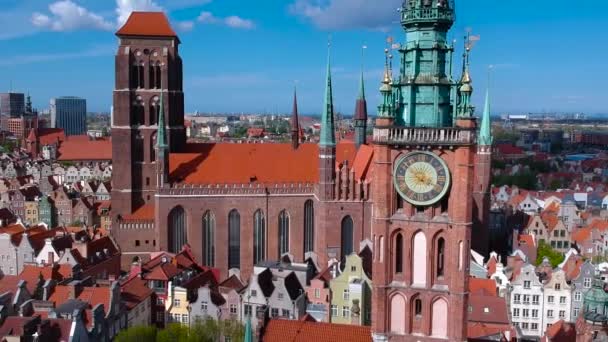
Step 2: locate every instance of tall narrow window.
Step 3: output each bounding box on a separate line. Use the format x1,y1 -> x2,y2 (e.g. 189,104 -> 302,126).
431,298 -> 448,338
437,238 -> 445,278
130,65 -> 139,89
137,63 -> 144,89
414,299 -> 422,316
390,294 -> 406,334
202,211 -> 215,267
149,63 -> 156,89
132,97 -> 144,126
149,96 -> 159,126
253,210 -> 266,264
395,233 -> 403,273
458,241 -> 464,271
412,231 -> 427,286
228,210 -> 240,269
133,133 -> 144,162
150,133 -> 157,162
155,62 -> 162,89
168,206 -> 186,253
304,200 -> 314,255
341,216 -> 354,260
278,210 -> 290,256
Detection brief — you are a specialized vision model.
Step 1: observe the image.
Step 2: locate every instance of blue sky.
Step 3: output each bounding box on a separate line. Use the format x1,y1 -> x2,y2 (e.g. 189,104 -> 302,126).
0,0 -> 607,115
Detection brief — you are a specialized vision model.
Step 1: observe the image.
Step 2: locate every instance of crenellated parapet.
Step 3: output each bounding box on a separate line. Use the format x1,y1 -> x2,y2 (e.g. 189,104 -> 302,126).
373,126 -> 476,146
158,182 -> 316,196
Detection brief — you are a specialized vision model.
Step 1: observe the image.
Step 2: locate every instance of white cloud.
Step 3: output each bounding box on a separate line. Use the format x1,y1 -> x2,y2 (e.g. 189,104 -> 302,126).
31,0 -> 114,32
197,11 -> 255,29
176,21 -> 195,32
224,16 -> 255,29
116,0 -> 163,26
290,0 -> 401,30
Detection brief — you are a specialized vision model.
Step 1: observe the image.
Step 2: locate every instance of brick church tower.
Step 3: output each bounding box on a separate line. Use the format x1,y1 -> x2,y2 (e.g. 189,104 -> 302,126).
371,0 -> 490,340
111,12 -> 186,220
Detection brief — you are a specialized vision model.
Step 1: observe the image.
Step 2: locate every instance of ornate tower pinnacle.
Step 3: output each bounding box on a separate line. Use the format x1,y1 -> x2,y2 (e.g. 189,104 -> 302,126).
319,41 -> 336,147
457,37 -> 475,118
291,87 -> 301,149
479,87 -> 493,147
354,65 -> 368,149
378,49 -> 395,118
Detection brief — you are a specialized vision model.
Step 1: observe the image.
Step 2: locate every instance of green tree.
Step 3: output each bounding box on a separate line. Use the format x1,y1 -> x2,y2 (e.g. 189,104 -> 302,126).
114,325 -> 157,342
535,240 -> 565,268
156,323 -> 190,342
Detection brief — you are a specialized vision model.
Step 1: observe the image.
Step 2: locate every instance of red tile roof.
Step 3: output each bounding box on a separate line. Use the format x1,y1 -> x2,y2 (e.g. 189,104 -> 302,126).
572,227 -> 592,244
38,128 -> 65,146
468,294 -> 510,325
544,319 -> 576,341
122,203 -> 155,221
116,12 -> 177,38
486,256 -> 497,276
121,276 -> 154,310
169,142 -> 361,185
467,322 -> 514,340
57,136 -> 112,161
469,277 -> 498,296
262,319 -> 371,342
496,144 -> 524,155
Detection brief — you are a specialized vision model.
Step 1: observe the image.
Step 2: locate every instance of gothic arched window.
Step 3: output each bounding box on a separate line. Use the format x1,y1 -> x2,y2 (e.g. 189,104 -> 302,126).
253,210 -> 266,264
395,233 -> 403,274
132,96 -> 144,126
278,210 -> 290,256
168,206 -> 186,253
155,61 -> 162,89
228,209 -> 240,269
341,216 -> 354,259
437,237 -> 445,278
150,133 -> 157,162
304,200 -> 314,255
202,211 -> 215,267
412,231 -> 427,286
149,96 -> 159,126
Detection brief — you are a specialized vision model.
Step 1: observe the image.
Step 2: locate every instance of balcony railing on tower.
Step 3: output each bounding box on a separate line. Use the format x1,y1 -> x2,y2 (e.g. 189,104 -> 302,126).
373,126 -> 476,145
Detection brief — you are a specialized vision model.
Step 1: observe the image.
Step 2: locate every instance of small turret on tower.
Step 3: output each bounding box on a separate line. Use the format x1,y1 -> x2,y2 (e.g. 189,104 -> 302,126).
456,37 -> 475,118
291,87 -> 301,149
354,69 -> 368,149
377,49 -> 395,119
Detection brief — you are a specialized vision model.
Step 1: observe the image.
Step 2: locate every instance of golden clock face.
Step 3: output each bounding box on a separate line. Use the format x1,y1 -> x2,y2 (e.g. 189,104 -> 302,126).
394,152 -> 451,206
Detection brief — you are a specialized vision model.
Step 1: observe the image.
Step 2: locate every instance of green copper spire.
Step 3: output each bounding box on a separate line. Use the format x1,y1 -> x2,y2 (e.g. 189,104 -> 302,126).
358,70 -> 366,100
479,87 -> 493,146
157,92 -> 167,149
319,42 -> 335,147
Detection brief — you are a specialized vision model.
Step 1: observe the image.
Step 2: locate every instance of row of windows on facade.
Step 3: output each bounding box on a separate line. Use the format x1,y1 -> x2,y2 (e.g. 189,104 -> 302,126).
167,202 -> 354,268
521,278 -> 592,290
512,308 -> 567,319
131,64 -> 162,90
513,294 -> 568,304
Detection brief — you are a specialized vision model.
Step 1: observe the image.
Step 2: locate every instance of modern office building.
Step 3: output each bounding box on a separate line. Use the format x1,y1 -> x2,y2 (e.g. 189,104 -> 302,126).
50,96 -> 87,135
0,92 -> 25,117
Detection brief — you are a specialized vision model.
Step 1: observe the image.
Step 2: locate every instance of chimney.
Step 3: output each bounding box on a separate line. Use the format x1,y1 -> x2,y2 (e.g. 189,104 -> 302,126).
42,280 -> 56,301
68,281 -> 83,300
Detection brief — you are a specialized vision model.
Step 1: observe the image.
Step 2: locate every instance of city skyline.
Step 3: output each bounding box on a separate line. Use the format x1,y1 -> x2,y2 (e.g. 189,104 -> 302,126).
0,0 -> 607,114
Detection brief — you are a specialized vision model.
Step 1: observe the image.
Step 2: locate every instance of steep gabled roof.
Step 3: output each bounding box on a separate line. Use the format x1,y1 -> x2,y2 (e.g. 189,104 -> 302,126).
116,12 -> 178,39
169,142 -> 364,185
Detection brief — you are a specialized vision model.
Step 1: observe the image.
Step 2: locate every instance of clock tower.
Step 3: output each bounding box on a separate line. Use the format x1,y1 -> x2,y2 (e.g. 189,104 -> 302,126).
371,1 -> 486,341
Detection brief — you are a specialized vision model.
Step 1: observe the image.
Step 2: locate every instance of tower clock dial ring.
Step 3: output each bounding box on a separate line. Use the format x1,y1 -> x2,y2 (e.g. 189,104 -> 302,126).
393,151 -> 451,206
